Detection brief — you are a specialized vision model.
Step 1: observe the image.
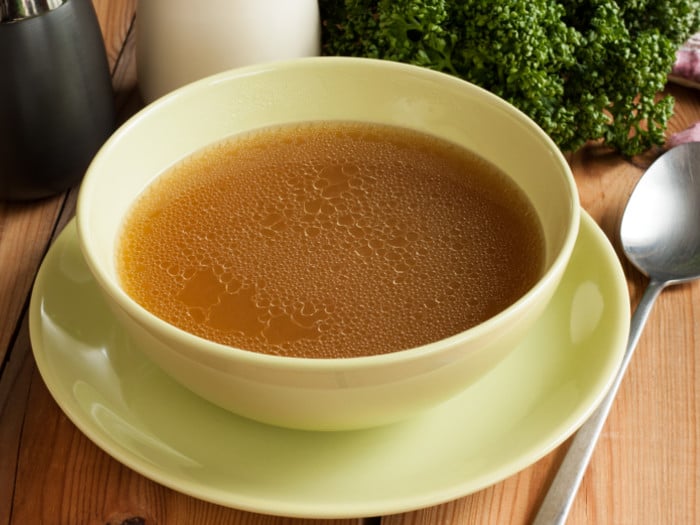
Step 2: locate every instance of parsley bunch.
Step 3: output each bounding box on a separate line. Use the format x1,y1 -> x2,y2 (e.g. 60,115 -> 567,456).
320,0 -> 700,155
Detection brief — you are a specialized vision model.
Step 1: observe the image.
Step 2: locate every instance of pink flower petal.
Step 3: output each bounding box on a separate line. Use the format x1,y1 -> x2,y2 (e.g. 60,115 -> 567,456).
667,122 -> 700,149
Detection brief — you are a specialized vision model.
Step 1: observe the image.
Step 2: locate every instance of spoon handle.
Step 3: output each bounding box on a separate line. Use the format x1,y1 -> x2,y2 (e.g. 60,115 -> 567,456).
531,278 -> 666,525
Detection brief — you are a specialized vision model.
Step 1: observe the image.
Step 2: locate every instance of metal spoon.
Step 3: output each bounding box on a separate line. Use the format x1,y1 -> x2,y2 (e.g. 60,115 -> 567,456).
532,141 -> 700,524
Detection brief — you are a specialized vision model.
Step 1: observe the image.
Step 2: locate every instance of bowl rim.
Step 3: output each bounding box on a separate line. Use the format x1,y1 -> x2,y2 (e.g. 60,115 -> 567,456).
76,56 -> 581,370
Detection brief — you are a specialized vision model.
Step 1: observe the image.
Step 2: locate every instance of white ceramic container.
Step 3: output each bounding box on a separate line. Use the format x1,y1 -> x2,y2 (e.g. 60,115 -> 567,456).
135,0 -> 321,103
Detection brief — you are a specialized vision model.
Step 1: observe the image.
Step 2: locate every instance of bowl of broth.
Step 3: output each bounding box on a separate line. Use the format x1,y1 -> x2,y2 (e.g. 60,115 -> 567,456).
76,57 -> 579,431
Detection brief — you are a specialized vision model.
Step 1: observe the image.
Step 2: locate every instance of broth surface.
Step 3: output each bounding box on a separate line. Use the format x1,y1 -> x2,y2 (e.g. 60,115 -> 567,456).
117,121 -> 545,358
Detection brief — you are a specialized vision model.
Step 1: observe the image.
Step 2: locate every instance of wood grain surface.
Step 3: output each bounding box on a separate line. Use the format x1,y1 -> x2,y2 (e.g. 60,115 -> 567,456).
0,2 -> 697,524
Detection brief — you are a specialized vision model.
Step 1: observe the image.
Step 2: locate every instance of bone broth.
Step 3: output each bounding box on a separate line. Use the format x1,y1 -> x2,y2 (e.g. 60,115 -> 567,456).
116,121 -> 545,358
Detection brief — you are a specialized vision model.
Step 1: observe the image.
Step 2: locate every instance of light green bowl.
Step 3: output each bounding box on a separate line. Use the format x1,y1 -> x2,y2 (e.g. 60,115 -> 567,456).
77,57 -> 579,431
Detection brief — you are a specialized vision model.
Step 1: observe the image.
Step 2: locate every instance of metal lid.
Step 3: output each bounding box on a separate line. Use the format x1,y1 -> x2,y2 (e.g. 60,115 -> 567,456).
1,0 -> 67,23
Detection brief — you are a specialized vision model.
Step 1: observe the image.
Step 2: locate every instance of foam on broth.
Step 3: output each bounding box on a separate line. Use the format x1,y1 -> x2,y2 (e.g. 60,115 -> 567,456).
117,121 -> 545,358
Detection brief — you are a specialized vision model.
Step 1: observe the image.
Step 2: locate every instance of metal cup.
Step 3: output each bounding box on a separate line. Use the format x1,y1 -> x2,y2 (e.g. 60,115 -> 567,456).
0,0 -> 115,200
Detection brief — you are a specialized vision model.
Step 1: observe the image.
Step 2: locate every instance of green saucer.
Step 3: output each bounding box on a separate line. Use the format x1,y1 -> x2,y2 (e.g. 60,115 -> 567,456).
29,212 -> 629,519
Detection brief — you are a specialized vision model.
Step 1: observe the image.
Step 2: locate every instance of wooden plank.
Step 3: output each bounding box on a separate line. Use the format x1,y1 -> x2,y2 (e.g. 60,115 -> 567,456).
0,197 -> 65,364
0,318 -> 34,525
92,0 -> 138,74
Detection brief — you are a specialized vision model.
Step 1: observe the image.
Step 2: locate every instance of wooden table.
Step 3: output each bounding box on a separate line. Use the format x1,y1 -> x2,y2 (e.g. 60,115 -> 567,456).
1,2 -> 697,524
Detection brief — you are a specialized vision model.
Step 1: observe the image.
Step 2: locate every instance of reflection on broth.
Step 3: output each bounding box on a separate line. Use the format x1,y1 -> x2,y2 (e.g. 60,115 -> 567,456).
117,121 -> 545,358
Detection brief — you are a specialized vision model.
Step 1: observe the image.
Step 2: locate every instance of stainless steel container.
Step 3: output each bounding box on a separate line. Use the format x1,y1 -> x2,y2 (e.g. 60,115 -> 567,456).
0,0 -> 115,200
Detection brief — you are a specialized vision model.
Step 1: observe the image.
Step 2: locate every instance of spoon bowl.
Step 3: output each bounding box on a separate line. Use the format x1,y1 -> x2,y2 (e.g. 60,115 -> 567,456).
621,142 -> 700,283
534,141 -> 700,524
